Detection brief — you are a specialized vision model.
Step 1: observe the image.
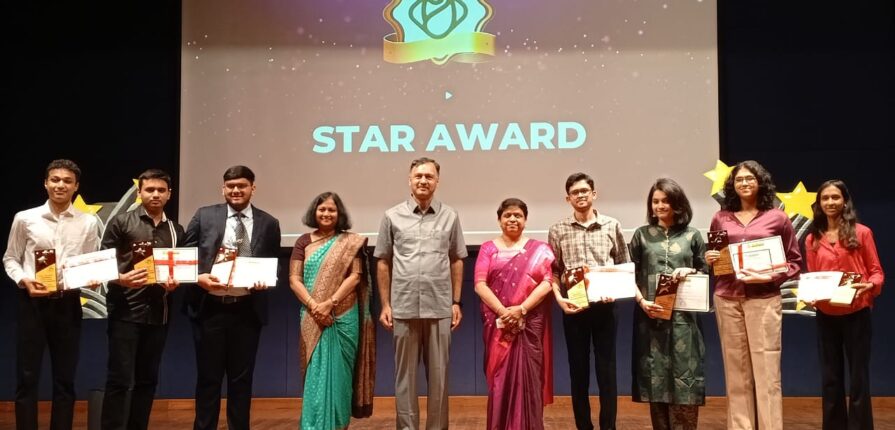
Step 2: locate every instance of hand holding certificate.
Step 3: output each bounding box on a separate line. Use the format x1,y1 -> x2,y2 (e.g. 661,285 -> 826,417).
673,274 -> 710,312
153,248 -> 199,283
728,235 -> 788,280
584,262 -> 636,301
62,248 -> 119,289
229,257 -> 278,289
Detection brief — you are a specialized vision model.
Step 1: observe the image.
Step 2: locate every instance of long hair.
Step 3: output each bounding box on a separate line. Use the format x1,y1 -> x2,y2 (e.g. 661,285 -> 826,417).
809,179 -> 859,250
721,160 -> 777,211
646,178 -> 693,227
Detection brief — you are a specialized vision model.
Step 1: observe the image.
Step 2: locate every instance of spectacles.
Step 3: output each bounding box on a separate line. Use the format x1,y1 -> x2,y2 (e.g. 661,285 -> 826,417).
734,176 -> 757,184
568,188 -> 593,197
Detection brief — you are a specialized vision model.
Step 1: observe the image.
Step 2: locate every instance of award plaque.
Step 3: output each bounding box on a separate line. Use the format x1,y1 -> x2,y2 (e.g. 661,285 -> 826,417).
132,241 -> 157,285
707,230 -> 734,276
210,247 -> 238,285
34,249 -> 58,292
564,266 -> 590,309
830,272 -> 862,307
653,274 -> 679,320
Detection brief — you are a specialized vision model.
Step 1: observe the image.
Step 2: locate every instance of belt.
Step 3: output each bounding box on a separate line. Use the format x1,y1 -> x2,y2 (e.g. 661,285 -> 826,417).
45,289 -> 80,300
208,295 -> 251,304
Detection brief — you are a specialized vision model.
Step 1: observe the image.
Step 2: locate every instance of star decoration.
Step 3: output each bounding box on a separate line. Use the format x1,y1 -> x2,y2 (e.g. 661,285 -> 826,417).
703,160 -> 734,195
73,195 -> 103,215
776,182 -> 816,220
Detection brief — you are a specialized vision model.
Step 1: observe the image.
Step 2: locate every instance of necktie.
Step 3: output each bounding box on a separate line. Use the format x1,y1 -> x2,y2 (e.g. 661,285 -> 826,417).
234,213 -> 252,256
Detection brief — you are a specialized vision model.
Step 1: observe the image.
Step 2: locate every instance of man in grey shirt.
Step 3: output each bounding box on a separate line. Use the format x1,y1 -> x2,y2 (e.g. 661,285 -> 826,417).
374,157 -> 467,430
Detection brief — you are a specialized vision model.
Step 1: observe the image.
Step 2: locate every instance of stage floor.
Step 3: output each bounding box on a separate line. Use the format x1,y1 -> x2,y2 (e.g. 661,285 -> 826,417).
2,396 -> 894,429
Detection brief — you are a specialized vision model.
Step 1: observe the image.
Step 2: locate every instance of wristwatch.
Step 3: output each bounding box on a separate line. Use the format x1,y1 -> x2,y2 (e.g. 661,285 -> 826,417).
452,300 -> 463,308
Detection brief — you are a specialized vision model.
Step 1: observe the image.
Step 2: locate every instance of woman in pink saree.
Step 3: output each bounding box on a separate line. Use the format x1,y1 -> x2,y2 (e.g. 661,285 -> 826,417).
474,198 -> 555,430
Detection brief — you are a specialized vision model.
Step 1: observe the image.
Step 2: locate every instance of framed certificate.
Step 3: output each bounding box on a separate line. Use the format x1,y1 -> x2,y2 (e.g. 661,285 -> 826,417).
673,274 -> 710,312
797,271 -> 842,302
153,247 -> 199,283
728,236 -> 788,279
583,262 -> 636,300
229,257 -> 278,288
62,249 -> 120,289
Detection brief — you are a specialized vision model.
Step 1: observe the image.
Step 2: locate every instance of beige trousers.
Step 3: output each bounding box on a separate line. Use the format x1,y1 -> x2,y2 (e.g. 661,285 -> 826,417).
715,294 -> 783,430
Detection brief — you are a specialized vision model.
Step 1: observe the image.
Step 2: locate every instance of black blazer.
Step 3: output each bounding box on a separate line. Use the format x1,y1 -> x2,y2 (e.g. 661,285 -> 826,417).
181,203 -> 281,325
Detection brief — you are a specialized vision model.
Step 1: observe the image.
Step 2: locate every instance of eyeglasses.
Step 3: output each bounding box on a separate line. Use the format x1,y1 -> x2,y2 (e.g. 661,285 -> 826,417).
568,188 -> 593,197
734,176 -> 757,184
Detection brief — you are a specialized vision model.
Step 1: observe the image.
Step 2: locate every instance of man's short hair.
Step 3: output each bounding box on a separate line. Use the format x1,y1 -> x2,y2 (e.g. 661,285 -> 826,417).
138,169 -> 173,190
45,159 -> 81,182
223,165 -> 256,183
409,157 -> 440,174
564,172 -> 595,194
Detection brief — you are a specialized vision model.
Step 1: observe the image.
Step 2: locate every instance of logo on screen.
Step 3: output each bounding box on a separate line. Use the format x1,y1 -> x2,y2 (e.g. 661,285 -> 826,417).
384,0 -> 495,65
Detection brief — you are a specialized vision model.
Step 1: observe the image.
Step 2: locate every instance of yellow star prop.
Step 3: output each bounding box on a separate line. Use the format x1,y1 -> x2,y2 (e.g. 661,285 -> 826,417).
72,195 -> 102,215
777,181 -> 816,219
703,160 -> 734,195
132,179 -> 141,204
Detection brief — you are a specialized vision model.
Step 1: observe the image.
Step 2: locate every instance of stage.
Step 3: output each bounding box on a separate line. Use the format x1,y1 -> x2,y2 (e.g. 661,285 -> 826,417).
3,396 -> 895,429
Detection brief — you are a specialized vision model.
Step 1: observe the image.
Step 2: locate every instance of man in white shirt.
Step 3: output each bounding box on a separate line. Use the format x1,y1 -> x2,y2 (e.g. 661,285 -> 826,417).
3,159 -> 100,430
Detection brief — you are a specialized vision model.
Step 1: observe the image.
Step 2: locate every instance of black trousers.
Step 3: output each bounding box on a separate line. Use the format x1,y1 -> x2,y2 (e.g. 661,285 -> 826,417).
817,308 -> 874,430
191,300 -> 262,430
15,289 -> 81,430
562,302 -> 618,430
101,319 -> 168,430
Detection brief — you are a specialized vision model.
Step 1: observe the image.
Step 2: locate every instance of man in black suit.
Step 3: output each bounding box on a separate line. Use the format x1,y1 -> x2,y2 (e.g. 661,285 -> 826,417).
182,165 -> 281,430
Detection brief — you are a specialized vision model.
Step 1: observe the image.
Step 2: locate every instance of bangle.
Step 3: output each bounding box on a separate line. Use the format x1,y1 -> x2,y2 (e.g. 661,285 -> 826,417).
636,297 -> 643,305
520,304 -> 528,316
331,297 -> 338,306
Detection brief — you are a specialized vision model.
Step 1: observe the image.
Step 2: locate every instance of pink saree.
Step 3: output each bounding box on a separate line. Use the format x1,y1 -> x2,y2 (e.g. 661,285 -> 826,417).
475,239 -> 555,430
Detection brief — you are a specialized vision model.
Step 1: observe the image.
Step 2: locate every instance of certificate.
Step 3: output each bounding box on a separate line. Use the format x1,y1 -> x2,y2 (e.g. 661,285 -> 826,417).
673,274 -> 710,312
229,257 -> 278,288
728,236 -> 788,279
584,262 -> 636,301
153,248 -> 199,283
62,249 -> 119,289
797,271 -> 843,302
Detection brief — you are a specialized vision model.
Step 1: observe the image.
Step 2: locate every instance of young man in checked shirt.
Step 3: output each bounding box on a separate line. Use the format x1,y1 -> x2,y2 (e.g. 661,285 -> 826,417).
548,172 -> 630,430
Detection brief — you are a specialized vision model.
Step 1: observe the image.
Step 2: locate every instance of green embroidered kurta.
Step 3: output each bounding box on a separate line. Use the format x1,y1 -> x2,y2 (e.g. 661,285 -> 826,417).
629,225 -> 708,405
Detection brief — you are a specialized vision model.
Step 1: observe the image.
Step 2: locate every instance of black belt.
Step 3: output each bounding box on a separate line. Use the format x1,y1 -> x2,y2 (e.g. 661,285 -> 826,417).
45,289 -> 80,299
208,295 -> 251,304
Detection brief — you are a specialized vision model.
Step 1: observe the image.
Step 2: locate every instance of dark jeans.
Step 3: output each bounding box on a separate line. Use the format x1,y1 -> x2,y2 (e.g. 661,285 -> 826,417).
15,289 -> 81,430
191,300 -> 262,430
562,302 -> 618,430
101,319 -> 169,430
817,308 -> 873,430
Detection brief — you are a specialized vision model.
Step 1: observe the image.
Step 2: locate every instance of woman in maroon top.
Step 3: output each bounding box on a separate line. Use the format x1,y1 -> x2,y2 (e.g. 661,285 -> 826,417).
806,179 -> 884,430
704,160 -> 801,430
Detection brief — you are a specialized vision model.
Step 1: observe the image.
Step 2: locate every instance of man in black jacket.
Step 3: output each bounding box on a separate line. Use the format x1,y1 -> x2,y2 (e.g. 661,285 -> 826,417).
100,169 -> 184,430
182,165 -> 281,430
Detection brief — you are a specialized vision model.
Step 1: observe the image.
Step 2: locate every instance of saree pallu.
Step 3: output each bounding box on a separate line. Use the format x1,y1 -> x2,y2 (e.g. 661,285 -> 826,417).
479,239 -> 555,430
298,233 -> 375,430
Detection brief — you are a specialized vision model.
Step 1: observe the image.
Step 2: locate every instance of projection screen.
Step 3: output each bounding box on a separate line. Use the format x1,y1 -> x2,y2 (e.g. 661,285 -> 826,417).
181,0 -> 719,245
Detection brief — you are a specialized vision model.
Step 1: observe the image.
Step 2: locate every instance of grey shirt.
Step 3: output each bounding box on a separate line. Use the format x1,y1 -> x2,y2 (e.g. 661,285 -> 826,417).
374,199 -> 467,319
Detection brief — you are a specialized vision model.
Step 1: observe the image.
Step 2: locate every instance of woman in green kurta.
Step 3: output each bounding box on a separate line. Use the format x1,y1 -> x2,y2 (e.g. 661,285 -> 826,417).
629,178 -> 708,430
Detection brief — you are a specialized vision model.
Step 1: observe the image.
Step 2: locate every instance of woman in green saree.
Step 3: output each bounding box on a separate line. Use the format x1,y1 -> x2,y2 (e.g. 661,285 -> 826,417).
289,192 -> 375,430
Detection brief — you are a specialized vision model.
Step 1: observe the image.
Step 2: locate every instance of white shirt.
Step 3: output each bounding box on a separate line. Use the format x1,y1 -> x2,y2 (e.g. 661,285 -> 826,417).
3,201 -> 101,288
210,205 -> 254,297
